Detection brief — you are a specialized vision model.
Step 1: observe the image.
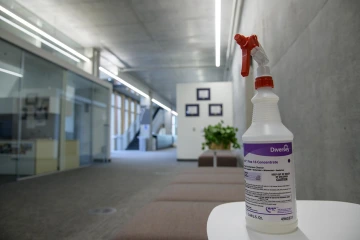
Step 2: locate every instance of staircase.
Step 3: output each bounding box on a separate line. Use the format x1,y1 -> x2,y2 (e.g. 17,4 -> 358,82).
126,130 -> 140,150
125,107 -> 163,150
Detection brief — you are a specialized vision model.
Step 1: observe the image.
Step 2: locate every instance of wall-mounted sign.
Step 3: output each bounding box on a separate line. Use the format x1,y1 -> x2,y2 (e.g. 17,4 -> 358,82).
209,104 -> 223,116
196,88 -> 210,100
185,104 -> 199,117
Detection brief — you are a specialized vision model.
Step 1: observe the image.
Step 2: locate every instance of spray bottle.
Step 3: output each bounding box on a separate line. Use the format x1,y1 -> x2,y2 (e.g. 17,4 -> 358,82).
234,34 -> 297,234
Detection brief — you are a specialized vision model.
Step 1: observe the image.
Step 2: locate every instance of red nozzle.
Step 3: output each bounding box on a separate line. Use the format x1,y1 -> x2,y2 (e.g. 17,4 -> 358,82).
234,34 -> 259,77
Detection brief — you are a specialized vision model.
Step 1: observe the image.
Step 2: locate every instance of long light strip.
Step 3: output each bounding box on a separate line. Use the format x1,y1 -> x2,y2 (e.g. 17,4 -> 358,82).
151,98 -> 171,112
215,0 -> 221,67
152,98 -> 178,116
99,66 -> 149,99
99,66 -> 177,115
0,16 -> 80,63
0,5 -> 90,62
0,67 -> 23,77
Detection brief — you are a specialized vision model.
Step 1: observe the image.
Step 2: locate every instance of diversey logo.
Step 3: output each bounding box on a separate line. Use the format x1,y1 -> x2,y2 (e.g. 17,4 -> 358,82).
270,144 -> 290,153
266,207 -> 277,213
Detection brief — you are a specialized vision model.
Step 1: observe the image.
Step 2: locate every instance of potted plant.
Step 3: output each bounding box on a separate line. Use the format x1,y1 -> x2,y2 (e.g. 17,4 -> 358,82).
201,121 -> 241,150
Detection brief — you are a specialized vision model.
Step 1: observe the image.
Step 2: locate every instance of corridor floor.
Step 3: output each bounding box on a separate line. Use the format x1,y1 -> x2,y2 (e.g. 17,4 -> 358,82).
0,148 -> 196,240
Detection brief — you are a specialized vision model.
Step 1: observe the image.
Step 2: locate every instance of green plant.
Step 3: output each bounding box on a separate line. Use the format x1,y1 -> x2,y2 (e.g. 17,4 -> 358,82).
201,120 -> 241,150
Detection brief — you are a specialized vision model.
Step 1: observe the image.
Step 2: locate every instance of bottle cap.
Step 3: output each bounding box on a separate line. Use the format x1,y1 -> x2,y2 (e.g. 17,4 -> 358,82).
255,76 -> 274,89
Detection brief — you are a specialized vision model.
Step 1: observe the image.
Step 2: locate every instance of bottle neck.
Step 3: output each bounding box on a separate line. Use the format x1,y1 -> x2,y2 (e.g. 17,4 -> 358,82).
251,87 -> 282,123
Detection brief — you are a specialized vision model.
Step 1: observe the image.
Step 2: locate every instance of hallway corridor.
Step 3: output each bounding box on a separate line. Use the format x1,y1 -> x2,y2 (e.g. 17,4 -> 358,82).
0,148 -> 194,240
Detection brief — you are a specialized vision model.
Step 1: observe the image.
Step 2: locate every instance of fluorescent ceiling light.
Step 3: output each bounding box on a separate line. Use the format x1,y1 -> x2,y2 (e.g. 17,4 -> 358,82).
153,99 -> 178,116
215,0 -> 221,67
99,67 -> 149,99
151,98 -> 171,112
0,16 -> 80,63
0,5 -> 90,62
0,67 -> 23,77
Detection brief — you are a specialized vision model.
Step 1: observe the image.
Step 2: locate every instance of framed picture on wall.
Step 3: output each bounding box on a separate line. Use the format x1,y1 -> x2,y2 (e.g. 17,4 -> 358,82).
185,104 -> 199,117
196,88 -> 210,100
209,104 -> 223,116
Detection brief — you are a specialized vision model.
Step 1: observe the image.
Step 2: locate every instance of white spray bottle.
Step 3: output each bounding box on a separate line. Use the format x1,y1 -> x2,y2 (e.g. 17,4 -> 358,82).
234,34 -> 298,234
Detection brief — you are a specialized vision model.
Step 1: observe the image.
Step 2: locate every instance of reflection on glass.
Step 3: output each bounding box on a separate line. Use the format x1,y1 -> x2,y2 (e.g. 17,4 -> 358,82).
65,72 -> 92,166
0,40 -> 22,183
0,38 -> 111,182
92,83 -> 109,160
19,52 -> 64,176
111,100 -> 115,152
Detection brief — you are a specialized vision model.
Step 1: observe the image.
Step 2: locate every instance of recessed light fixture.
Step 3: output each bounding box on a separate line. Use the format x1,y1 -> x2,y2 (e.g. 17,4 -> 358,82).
0,67 -> 23,78
0,15 -> 80,62
0,5 -> 90,62
215,0 -> 221,67
99,66 -> 149,99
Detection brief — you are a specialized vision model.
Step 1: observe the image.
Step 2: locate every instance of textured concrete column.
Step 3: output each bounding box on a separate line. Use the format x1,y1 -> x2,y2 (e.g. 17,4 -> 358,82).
92,48 -> 101,78
164,110 -> 172,134
139,91 -> 152,151
148,91 -> 153,150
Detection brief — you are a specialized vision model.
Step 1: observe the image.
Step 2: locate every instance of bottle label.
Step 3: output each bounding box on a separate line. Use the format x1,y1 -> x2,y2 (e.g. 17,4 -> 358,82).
243,142 -> 297,222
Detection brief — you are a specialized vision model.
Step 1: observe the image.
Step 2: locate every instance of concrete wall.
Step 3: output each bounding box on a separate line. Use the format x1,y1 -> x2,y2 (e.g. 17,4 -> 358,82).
164,110 -> 172,135
228,0 -> 360,203
177,82 -> 233,160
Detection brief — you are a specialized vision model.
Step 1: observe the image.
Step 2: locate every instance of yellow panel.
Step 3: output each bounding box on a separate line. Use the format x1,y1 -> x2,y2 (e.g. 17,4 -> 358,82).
35,139 -> 58,175
64,140 -> 79,170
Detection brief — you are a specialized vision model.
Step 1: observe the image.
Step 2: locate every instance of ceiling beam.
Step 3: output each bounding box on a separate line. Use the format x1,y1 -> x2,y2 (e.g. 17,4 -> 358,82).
120,65 -> 224,72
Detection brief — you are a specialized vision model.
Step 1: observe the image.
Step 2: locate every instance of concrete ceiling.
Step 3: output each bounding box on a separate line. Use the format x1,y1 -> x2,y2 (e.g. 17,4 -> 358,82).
15,0 -> 233,107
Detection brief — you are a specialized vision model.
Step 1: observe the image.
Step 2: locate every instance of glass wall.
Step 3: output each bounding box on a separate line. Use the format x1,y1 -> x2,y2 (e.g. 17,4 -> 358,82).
110,93 -> 123,151
92,83 -> 109,160
130,101 -> 135,124
0,38 -> 110,184
172,115 -> 177,136
109,94 -> 140,151
116,95 -> 122,136
0,40 -> 22,183
124,98 -> 129,131
111,94 -> 115,151
65,72 -> 93,167
20,51 -> 64,176
0,1 -> 90,73
137,103 -> 141,121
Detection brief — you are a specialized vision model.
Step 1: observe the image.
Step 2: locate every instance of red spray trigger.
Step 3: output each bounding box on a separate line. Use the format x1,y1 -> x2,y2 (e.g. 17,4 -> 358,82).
234,34 -> 259,77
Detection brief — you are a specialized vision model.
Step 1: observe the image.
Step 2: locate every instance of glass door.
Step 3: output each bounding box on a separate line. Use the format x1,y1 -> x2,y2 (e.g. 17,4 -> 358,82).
0,40 -> 23,184
74,101 -> 92,165
65,72 -> 93,167
19,52 -> 63,177
92,83 -> 109,161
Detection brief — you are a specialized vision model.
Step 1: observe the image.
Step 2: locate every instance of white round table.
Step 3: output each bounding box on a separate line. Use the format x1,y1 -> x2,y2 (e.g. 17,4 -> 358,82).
207,200 -> 360,240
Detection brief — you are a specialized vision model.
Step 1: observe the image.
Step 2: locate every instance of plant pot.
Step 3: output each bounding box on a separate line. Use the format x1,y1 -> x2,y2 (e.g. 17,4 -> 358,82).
209,143 -> 231,150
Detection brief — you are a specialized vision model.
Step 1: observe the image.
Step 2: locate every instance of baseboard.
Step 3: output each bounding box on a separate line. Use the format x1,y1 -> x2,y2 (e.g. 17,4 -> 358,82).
177,158 -> 198,162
